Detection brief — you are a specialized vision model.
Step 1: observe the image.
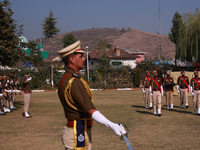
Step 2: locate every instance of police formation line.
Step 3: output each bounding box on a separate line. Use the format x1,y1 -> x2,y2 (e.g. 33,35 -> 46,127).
142,69 -> 200,116
0,74 -> 32,118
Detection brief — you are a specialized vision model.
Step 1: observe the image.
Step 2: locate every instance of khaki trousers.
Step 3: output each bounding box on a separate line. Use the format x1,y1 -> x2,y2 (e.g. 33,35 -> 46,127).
23,93 -> 31,112
193,90 -> 200,111
145,88 -> 152,106
165,91 -> 173,106
62,126 -> 92,150
10,93 -> 14,108
153,91 -> 162,111
4,92 -> 10,108
180,89 -> 188,106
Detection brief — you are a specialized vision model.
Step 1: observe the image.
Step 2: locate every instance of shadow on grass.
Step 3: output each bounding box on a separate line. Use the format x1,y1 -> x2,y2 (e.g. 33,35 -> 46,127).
14,101 -> 24,109
136,110 -> 154,115
162,107 -> 193,114
131,105 -> 145,109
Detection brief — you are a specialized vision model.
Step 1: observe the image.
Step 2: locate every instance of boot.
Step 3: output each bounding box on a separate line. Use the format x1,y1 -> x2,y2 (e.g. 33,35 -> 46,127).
157,109 -> 162,116
154,110 -> 157,116
24,112 -> 32,118
170,104 -> 173,110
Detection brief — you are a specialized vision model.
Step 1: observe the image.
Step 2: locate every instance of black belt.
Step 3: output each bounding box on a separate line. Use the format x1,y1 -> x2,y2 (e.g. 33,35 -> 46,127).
153,89 -> 160,91
194,88 -> 200,90
180,87 -> 187,89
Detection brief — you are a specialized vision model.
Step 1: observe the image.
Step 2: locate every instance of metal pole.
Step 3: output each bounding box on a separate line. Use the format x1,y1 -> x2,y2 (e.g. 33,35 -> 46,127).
86,46 -> 89,82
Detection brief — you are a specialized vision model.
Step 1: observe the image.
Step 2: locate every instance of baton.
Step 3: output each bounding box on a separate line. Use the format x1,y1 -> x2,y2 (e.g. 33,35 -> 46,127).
119,123 -> 133,150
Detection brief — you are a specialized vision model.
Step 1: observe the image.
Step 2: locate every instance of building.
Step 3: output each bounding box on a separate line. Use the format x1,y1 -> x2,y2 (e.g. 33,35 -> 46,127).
88,46 -> 146,69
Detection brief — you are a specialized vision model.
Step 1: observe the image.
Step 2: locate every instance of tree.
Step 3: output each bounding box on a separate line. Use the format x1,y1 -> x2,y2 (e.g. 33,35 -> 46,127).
28,42 -> 44,67
0,0 -> 23,66
41,9 -> 60,88
95,51 -> 111,89
62,34 -> 77,47
93,39 -> 113,50
168,11 -> 183,68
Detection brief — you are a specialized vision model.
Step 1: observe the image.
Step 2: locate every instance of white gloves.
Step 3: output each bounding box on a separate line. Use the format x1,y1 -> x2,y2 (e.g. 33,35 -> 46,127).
161,85 -> 163,96
91,111 -> 126,136
27,77 -> 32,81
150,86 -> 153,96
191,86 -> 194,96
142,88 -> 145,93
177,85 -> 180,93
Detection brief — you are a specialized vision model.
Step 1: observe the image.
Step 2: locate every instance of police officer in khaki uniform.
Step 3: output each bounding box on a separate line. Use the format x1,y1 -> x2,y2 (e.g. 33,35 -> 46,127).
58,41 -> 126,150
142,69 -> 153,109
177,69 -> 189,109
190,69 -> 200,115
163,70 -> 175,110
22,75 -> 32,118
150,69 -> 163,116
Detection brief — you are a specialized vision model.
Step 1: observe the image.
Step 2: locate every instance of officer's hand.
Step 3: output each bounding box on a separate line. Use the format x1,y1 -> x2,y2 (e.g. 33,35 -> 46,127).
109,123 -> 127,136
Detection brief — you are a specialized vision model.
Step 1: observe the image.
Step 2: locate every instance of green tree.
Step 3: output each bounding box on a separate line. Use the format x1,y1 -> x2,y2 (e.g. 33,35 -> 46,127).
168,11 -> 183,68
134,68 -> 141,88
179,9 -> 200,62
0,0 -> 23,66
62,34 -> 77,47
93,39 -> 113,50
41,9 -> 60,88
28,42 -> 44,67
95,51 -> 111,88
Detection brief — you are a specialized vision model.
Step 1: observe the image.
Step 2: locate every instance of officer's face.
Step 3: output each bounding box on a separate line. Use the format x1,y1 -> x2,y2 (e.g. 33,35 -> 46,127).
154,72 -> 158,77
73,53 -> 85,70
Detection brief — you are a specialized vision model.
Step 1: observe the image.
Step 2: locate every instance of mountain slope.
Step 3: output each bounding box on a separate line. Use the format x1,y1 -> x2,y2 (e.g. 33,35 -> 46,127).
41,28 -> 175,60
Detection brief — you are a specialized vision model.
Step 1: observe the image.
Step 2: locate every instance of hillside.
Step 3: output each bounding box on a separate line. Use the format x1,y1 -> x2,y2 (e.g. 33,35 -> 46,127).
40,28 -> 175,60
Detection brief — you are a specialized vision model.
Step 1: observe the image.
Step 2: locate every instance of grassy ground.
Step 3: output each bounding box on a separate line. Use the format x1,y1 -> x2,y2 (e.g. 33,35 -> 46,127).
0,90 -> 200,150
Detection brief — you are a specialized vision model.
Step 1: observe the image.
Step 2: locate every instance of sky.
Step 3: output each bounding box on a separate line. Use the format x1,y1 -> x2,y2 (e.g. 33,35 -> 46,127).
8,0 -> 200,41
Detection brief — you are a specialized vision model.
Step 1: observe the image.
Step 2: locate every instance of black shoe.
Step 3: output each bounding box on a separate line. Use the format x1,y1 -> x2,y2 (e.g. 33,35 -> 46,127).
186,106 -> 189,109
157,114 -> 162,117
150,107 -> 153,110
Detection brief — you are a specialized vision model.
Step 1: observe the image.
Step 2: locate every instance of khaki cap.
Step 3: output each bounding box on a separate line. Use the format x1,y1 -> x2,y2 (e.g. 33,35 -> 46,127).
181,69 -> 185,73
194,68 -> 198,74
58,40 -> 85,58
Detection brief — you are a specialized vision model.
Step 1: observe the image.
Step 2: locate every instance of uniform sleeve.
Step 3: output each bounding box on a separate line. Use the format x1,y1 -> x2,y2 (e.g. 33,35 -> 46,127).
71,78 -> 95,114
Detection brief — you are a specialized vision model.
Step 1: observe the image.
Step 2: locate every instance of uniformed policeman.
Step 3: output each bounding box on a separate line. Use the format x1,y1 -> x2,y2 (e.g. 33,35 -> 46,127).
150,69 -> 163,116
177,69 -> 189,109
58,41 -> 126,150
190,69 -> 200,115
2,75 -> 11,113
142,69 -> 153,109
163,70 -> 175,110
0,76 -> 5,115
22,75 -> 32,118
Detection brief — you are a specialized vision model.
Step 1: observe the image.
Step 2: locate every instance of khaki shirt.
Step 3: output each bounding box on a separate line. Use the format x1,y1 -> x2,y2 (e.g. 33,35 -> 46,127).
163,76 -> 174,91
142,76 -> 152,88
22,81 -> 32,92
151,77 -> 162,91
190,77 -> 200,89
58,68 -> 95,120
177,76 -> 189,88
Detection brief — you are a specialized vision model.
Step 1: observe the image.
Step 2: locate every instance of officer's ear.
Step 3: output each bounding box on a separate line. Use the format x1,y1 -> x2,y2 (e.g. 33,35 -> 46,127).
69,53 -> 77,65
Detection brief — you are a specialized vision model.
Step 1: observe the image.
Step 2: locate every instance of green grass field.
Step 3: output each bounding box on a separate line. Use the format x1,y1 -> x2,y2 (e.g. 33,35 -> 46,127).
0,90 -> 200,150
